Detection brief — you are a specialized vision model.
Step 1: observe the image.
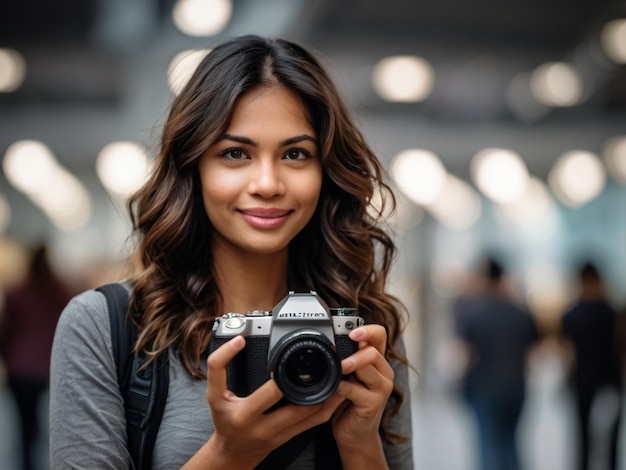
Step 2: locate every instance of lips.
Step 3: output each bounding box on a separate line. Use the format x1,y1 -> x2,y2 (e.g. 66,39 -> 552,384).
240,208 -> 291,218
239,207 -> 292,229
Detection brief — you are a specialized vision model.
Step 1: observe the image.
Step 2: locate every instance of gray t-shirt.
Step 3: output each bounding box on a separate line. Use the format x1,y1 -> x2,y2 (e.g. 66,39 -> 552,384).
50,286 -> 414,469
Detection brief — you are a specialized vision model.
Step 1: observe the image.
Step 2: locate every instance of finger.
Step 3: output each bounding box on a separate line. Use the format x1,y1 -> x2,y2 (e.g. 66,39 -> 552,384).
349,324 -> 387,355
351,363 -> 394,392
277,393 -> 346,437
336,380 -> 387,419
206,335 -> 246,399
341,345 -> 393,379
242,379 -> 285,414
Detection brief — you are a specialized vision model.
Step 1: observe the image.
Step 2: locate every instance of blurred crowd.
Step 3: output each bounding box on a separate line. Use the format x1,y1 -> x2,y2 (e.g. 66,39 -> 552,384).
448,255 -> 625,470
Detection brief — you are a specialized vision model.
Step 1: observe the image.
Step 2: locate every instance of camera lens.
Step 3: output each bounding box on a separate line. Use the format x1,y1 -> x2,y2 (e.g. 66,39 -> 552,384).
284,346 -> 328,387
269,329 -> 342,405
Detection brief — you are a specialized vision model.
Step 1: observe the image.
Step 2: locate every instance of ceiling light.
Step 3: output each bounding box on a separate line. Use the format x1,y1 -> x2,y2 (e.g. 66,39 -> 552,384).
3,140 -> 92,231
601,18 -> 626,64
548,150 -> 606,207
471,148 -> 529,204
3,140 -> 58,195
390,149 -> 447,205
172,0 -> 232,37
372,56 -> 435,102
0,47 -> 26,93
530,62 -> 584,107
96,141 -> 151,198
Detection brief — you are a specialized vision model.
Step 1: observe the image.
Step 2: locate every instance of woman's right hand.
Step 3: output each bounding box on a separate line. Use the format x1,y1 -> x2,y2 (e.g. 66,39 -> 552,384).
182,335 -> 345,469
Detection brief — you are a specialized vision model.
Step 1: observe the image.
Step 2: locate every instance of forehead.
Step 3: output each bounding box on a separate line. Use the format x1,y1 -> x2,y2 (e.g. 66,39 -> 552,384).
227,86 -> 314,133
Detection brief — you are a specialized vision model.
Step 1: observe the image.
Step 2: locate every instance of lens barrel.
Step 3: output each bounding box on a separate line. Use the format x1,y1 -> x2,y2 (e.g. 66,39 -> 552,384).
269,329 -> 342,405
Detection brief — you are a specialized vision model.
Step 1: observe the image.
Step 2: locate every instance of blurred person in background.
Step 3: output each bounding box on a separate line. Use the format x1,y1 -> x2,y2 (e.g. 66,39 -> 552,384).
560,261 -> 624,470
452,255 -> 541,470
0,244 -> 74,470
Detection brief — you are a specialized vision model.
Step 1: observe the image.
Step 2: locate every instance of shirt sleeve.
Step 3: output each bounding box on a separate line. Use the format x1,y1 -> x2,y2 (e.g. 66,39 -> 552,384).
382,335 -> 415,470
49,289 -> 132,469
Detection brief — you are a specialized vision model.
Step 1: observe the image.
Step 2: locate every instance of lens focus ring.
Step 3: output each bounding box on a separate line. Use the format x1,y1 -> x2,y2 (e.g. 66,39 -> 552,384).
269,331 -> 342,405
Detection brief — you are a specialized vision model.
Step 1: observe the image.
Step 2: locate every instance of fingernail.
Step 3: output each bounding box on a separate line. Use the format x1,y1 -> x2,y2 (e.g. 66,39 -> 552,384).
230,335 -> 245,348
350,329 -> 364,341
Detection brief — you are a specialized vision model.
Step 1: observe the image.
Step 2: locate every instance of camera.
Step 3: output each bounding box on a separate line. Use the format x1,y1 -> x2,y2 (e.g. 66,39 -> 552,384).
208,291 -> 364,405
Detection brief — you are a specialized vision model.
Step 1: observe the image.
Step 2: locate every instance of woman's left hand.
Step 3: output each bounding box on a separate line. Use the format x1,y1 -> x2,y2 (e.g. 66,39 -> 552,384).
332,324 -> 394,450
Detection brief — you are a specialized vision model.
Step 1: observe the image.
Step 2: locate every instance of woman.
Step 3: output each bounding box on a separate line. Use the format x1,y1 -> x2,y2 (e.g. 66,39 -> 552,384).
50,35 -> 413,469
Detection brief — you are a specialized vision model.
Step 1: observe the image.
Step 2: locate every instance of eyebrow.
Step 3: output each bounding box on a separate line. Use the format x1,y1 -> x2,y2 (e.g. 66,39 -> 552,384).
280,135 -> 318,147
218,133 -> 317,147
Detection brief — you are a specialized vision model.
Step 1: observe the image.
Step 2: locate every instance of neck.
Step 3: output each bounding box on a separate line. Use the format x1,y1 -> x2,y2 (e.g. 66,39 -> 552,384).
212,242 -> 289,315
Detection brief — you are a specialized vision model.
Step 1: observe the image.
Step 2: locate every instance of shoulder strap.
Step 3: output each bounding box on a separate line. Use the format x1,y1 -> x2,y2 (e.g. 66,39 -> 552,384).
97,283 -> 169,470
99,283 -> 132,385
255,427 -> 316,469
255,422 -> 342,469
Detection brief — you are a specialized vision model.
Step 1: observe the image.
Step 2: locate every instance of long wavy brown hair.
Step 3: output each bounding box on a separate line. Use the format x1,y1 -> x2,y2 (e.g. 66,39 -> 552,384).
127,35 -> 409,442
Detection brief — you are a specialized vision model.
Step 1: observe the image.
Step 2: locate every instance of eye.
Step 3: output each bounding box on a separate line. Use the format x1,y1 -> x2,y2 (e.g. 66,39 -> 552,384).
221,148 -> 248,160
283,149 -> 310,161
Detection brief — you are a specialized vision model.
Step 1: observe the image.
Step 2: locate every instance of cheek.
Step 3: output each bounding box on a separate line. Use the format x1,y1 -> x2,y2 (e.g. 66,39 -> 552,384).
199,163 -> 242,208
202,181 -> 235,215
199,178 -> 229,222
293,171 -> 323,207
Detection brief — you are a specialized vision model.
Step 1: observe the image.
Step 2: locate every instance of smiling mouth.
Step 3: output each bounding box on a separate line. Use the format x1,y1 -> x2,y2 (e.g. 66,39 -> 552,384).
239,208 -> 291,218
239,208 -> 292,228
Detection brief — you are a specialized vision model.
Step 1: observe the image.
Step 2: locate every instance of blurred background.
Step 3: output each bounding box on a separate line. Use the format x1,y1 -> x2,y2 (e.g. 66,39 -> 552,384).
0,0 -> 625,469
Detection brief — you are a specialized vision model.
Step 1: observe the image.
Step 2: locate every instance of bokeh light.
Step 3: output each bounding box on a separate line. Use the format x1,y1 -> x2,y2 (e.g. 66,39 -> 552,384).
601,18 -> 626,64
390,149 -> 447,205
3,140 -> 59,194
471,148 -> 529,204
96,141 -> 152,198
3,140 -> 92,231
0,47 -> 26,93
530,62 -> 584,107
372,56 -> 435,102
548,150 -> 606,207
172,0 -> 232,37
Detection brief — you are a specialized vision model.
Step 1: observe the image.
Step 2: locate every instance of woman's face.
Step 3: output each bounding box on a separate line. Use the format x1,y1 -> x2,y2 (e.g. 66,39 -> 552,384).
199,85 -> 323,257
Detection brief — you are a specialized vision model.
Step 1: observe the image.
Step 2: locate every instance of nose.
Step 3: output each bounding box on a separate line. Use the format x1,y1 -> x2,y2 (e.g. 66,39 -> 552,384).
248,158 -> 286,197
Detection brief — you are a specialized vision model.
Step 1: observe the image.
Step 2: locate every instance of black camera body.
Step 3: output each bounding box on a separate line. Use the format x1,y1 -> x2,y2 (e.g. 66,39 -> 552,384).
207,291 -> 364,405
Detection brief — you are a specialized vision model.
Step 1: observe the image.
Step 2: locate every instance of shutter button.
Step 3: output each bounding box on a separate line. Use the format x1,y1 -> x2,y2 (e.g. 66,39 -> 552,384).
225,317 -> 245,329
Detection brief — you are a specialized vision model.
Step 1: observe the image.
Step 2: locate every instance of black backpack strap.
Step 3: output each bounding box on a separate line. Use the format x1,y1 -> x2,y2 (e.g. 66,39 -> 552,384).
97,283 -> 169,470
98,283 -> 132,385
255,422 -> 342,469
255,427 -> 316,469
313,422 -> 342,469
